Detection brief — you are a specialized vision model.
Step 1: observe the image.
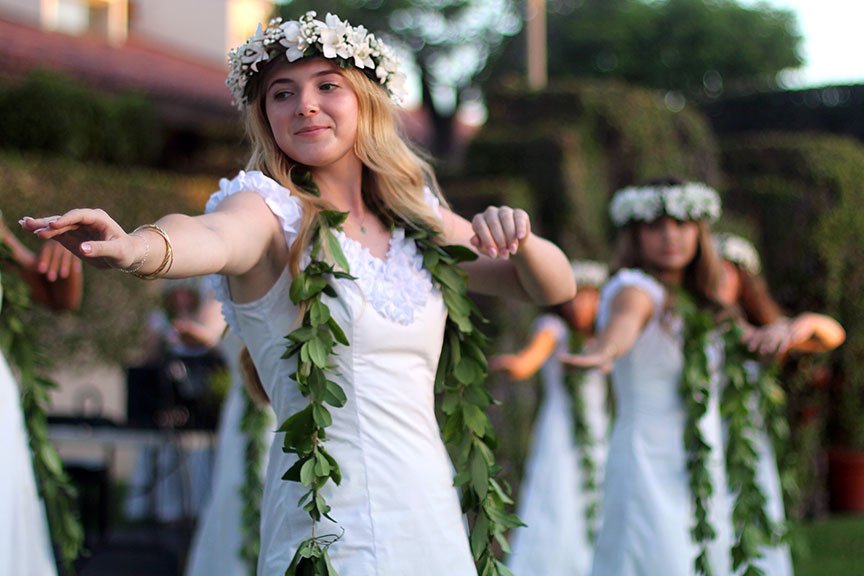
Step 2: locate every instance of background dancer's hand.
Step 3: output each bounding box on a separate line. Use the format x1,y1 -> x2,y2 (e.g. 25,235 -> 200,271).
559,341 -> 614,374
469,205 -> 531,259
21,209 -> 142,271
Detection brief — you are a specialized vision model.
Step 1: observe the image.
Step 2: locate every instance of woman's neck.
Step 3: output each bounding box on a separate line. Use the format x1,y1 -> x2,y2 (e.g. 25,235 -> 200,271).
314,160 -> 365,213
650,266 -> 684,286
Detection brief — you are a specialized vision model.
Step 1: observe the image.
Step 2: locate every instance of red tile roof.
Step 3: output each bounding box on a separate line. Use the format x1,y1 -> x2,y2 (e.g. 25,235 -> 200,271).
0,16 -> 236,125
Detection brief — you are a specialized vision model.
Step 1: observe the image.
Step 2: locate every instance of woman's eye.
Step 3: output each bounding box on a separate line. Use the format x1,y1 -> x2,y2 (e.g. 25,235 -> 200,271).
272,90 -> 294,101
320,82 -> 338,91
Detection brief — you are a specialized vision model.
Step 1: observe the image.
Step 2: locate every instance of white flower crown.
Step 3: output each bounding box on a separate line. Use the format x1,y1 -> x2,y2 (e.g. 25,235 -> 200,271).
571,260 -> 609,288
713,233 -> 761,275
609,182 -> 722,227
226,11 -> 407,109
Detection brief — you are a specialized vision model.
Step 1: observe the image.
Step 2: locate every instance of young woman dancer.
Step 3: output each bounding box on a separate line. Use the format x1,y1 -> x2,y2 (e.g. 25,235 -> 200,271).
714,232 -> 845,576
493,260 -> 610,576
561,180 -> 736,575
1,215 -> 82,576
22,11 -> 575,576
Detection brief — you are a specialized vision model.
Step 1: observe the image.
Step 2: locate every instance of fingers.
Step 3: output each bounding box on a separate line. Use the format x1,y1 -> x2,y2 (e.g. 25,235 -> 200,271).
37,241 -> 77,281
471,206 -> 531,259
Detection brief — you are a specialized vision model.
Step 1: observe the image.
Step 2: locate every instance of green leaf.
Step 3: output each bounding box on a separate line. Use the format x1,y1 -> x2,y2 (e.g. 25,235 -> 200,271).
320,209 -> 349,228
323,380 -> 348,408
326,229 -> 351,273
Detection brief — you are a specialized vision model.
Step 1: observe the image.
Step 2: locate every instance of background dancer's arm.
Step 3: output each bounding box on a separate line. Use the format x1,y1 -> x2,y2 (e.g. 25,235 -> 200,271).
559,286 -> 652,369
490,327 -> 559,381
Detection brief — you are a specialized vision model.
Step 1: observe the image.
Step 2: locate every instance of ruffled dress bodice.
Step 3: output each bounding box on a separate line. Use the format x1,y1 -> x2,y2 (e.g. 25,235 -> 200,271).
205,171 -> 475,576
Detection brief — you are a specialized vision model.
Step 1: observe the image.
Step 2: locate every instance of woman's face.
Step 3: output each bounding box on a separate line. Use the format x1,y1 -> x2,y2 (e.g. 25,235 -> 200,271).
263,58 -> 360,171
637,217 -> 700,274
561,288 -> 600,334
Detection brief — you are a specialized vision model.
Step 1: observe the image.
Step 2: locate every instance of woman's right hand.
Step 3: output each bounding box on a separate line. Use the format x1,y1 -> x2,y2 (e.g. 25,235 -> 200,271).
20,209 -> 142,270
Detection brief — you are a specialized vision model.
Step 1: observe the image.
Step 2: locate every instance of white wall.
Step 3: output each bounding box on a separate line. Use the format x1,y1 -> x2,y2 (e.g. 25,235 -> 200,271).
132,0 -> 272,67
0,0 -> 43,25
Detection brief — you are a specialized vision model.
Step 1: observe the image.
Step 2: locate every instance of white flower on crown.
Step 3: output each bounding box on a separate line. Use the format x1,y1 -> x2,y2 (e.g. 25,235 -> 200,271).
714,233 -> 761,275
570,260 -> 609,288
609,182 -> 722,226
226,11 -> 407,109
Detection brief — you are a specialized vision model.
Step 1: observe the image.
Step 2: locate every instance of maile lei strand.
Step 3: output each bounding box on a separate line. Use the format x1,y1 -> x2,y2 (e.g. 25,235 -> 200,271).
677,289 -> 788,576
0,241 -> 84,573
563,331 -> 600,543
266,174 -> 520,576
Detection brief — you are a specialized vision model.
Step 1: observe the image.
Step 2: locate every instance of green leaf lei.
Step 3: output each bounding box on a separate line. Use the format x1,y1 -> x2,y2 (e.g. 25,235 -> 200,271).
678,290 -> 785,576
0,242 -> 84,573
239,386 -> 270,575
563,332 -> 599,543
273,179 -> 520,575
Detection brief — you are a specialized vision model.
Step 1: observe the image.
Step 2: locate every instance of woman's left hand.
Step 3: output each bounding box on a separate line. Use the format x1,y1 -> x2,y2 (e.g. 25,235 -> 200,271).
469,206 -> 531,259
740,318 -> 793,356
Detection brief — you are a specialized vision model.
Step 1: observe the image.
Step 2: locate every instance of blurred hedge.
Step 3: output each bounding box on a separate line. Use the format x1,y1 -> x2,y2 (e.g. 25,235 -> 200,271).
0,71 -> 162,165
461,78 -> 720,258
0,151 -> 220,365
721,132 -> 864,515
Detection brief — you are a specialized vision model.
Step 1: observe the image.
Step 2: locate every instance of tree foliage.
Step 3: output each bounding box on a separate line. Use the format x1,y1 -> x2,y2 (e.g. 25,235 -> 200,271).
275,0 -> 521,156
489,0 -> 803,97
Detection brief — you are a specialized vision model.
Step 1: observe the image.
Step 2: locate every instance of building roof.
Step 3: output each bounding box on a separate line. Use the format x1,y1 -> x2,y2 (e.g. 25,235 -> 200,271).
0,16 -> 236,127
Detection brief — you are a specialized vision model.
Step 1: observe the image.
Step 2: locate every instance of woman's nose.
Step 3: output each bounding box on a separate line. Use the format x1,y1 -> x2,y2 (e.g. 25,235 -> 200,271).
297,100 -> 319,117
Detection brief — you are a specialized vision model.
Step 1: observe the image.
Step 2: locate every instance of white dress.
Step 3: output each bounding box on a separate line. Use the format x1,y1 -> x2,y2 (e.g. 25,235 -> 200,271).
507,314 -> 608,576
591,269 -> 734,576
0,290 -> 58,575
185,331 -> 274,576
206,171 -> 476,576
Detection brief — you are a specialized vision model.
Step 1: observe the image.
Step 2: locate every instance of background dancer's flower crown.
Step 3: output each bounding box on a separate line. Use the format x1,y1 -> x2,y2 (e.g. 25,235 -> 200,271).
609,182 -> 722,227
570,259 -> 609,288
713,233 -> 761,275
226,11 -> 407,109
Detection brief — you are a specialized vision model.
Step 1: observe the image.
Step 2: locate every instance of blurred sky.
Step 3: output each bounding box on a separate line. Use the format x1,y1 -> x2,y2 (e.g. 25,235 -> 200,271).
741,0 -> 864,87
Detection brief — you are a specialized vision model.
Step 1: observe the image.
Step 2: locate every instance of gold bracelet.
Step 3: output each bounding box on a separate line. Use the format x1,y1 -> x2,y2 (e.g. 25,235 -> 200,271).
118,233 -> 150,274
130,224 -> 174,280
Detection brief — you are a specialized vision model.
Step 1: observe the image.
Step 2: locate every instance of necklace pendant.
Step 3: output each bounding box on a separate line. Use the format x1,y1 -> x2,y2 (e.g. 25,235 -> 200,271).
360,225 -> 367,234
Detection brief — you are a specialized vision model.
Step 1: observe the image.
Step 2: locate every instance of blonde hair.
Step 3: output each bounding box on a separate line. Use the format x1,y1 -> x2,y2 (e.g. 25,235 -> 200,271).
243,59 -> 444,276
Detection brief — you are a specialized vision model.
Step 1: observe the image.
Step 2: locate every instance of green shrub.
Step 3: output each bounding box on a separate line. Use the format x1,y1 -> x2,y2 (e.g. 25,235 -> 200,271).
0,151 -> 219,365
0,71 -> 162,165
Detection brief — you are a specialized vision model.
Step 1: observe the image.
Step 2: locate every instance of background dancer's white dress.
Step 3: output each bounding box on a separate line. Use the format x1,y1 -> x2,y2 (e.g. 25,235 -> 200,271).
207,171 -> 476,576
591,269 -> 734,576
507,314 -> 608,576
0,283 -> 58,576
185,331 -> 274,576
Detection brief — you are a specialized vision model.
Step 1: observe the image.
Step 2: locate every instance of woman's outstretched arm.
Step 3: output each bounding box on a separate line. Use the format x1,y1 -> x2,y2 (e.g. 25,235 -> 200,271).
559,286 -> 653,370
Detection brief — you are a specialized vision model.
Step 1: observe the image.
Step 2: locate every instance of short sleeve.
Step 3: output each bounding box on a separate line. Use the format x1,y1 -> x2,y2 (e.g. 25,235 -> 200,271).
204,170 -> 303,333
533,313 -> 567,343
597,268 -> 666,331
